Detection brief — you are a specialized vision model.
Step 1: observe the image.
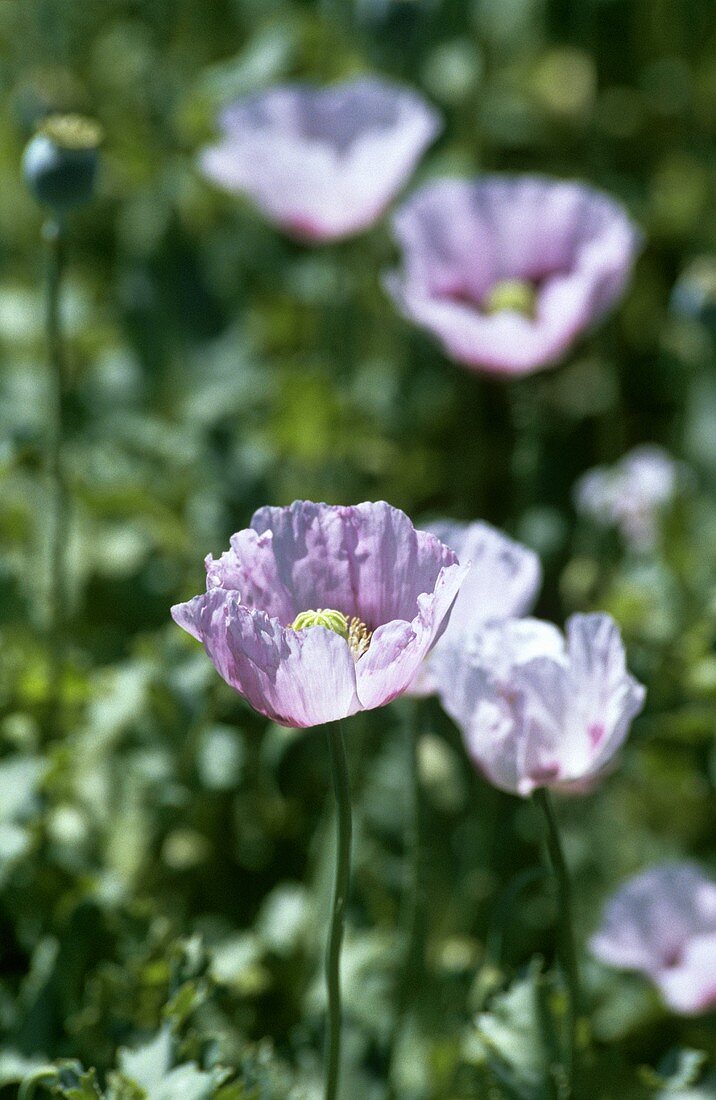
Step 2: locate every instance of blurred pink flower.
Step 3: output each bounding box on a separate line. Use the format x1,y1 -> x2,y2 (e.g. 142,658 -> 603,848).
200,77 -> 441,242
590,863 -> 716,1015
409,520 -> 541,695
574,444 -> 686,550
171,501 -> 467,727
439,612 -> 645,796
385,176 -> 641,376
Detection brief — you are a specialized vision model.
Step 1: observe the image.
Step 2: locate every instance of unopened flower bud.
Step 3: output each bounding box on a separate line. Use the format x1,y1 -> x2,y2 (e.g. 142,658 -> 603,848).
23,113 -> 102,210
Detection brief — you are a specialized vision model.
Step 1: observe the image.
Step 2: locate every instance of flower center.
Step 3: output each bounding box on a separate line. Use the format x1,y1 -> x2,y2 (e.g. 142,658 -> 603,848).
348,616 -> 372,660
292,609 -> 349,638
291,608 -> 372,660
483,279 -> 537,318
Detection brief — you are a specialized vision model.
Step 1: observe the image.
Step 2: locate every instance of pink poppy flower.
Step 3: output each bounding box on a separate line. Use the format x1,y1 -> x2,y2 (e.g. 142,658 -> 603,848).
590,863 -> 716,1015
409,520 -> 541,696
574,444 -> 686,550
439,612 -> 645,796
200,77 -> 441,242
171,501 -> 468,728
385,175 -> 641,376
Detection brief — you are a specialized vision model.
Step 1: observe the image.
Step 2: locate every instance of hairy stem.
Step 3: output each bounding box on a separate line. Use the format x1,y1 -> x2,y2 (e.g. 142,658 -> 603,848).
324,721 -> 352,1100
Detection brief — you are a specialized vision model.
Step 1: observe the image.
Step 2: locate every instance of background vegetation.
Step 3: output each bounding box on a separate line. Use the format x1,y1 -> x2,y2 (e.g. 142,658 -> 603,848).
1,0 -> 716,1095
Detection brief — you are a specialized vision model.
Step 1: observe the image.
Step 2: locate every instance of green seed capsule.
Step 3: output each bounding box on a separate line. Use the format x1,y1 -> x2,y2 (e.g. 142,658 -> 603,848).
23,113 -> 103,210
483,278 -> 537,318
291,609 -> 350,639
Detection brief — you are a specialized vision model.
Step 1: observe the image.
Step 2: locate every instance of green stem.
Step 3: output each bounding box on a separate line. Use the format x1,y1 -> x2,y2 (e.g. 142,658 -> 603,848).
324,721 -> 352,1100
481,867 -> 546,981
43,217 -> 69,736
509,379 -> 540,521
388,700 -> 426,1097
533,959 -> 563,1100
18,1068 -> 58,1100
534,788 -> 580,1095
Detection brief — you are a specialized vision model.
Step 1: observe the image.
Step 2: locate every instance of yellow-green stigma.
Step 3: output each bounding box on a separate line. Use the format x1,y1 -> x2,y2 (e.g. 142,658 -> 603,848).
483,278 -> 537,318
291,609 -> 373,660
39,113 -> 104,151
292,609 -> 349,640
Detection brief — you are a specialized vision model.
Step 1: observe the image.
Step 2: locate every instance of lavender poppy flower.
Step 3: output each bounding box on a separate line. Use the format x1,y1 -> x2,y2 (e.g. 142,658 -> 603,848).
409,520 -> 541,696
200,77 -> 441,242
171,501 -> 468,728
590,863 -> 716,1015
439,612 -> 645,796
385,175 -> 641,376
574,445 -> 685,550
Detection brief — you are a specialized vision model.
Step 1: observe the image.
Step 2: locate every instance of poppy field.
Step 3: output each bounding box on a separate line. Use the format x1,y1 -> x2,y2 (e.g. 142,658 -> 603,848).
1,1 -> 716,1098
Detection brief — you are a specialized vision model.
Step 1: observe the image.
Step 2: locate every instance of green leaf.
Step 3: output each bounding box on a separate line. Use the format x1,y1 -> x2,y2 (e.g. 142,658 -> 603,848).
464,960 -> 560,1099
640,1048 -> 708,1092
117,1028 -> 173,1095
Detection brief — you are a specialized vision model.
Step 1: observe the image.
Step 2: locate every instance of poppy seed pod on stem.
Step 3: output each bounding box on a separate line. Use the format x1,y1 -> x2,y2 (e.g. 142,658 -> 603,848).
24,114 -> 102,740
23,113 -> 102,210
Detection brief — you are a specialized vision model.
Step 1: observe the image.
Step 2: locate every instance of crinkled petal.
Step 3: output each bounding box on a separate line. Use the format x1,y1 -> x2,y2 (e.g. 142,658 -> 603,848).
437,617 -> 564,726
174,590 -> 360,727
589,863 -> 716,974
512,657 -> 572,795
655,934 -> 716,1015
201,78 -> 441,241
386,175 -> 641,375
564,613 -> 646,777
355,560 -> 468,709
437,618 -> 565,794
201,137 -> 338,240
473,176 -> 640,315
428,520 -> 542,636
507,614 -> 644,791
385,275 -> 596,376
465,696 -> 524,792
390,177 -> 499,300
342,90 -> 441,233
173,501 -> 468,726
250,500 -> 459,628
205,528 -> 296,623
225,609 -> 361,727
171,594 -> 207,643
172,589 -> 242,686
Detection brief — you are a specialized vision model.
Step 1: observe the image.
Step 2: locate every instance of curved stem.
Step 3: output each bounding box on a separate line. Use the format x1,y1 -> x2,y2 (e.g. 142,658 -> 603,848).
534,788 -> 581,1094
43,217 -> 69,737
18,1069 -> 58,1100
324,721 -> 352,1100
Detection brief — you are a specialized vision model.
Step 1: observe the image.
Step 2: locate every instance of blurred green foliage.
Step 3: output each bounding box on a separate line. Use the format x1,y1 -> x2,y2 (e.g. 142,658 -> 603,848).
0,0 -> 716,1096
